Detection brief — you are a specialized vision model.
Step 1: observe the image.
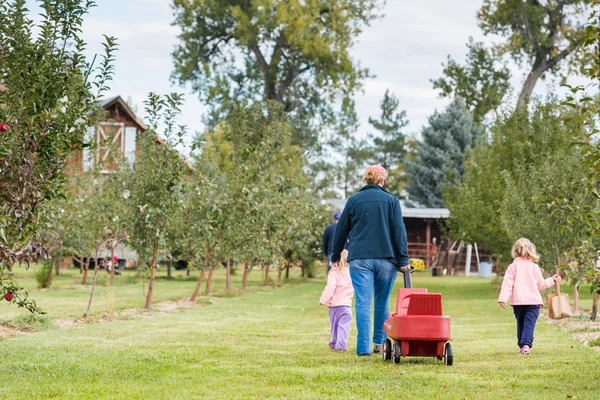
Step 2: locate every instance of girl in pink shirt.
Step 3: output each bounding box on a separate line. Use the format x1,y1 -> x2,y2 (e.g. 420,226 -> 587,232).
320,250 -> 354,352
498,238 -> 561,355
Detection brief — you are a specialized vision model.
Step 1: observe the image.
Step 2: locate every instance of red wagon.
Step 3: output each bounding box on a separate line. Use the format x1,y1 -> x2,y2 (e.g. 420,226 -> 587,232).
382,287 -> 453,366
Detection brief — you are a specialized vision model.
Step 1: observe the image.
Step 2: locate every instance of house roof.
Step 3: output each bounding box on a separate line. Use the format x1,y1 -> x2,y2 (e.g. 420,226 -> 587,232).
100,96 -> 148,131
323,198 -> 450,219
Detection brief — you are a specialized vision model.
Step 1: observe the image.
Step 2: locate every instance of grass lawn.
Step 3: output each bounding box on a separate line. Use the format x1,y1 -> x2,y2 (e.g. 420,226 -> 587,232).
0,264 -> 298,320
0,269 -> 599,399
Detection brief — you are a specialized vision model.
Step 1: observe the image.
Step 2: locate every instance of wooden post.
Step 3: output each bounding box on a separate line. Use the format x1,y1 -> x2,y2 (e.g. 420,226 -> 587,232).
445,240 -> 453,275
465,244 -> 472,277
451,241 -> 464,275
425,220 -> 432,269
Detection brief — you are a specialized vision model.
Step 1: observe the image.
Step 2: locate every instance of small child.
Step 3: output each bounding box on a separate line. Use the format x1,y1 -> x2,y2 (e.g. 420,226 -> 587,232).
319,249 -> 354,352
498,238 -> 561,355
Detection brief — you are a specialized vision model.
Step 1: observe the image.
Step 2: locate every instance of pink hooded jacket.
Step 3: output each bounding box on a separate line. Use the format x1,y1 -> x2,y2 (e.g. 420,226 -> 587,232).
498,257 -> 554,306
319,266 -> 354,307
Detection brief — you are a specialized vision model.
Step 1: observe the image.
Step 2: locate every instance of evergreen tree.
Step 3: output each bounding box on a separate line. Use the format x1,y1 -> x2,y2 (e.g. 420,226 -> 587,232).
368,89 -> 409,196
405,99 -> 480,208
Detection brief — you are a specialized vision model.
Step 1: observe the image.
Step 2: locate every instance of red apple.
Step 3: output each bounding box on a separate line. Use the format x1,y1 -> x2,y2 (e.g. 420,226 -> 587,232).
4,292 -> 14,301
0,123 -> 7,132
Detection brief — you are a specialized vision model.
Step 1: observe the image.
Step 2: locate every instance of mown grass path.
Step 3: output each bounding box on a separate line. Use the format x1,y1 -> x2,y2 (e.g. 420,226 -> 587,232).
0,273 -> 598,399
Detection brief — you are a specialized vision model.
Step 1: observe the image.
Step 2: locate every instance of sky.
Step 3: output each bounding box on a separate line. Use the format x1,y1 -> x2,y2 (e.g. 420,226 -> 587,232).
26,0 -> 579,146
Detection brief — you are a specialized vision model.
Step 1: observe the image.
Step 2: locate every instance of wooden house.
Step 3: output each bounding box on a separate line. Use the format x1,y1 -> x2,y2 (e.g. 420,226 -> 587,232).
67,96 -> 147,174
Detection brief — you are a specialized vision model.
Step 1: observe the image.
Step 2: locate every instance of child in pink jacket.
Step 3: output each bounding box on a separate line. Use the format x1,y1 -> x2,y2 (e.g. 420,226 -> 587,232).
320,250 -> 354,352
498,238 -> 561,355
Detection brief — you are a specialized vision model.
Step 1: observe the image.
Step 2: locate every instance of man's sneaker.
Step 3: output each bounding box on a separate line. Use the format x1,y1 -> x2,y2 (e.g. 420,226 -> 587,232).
520,345 -> 531,355
373,345 -> 383,354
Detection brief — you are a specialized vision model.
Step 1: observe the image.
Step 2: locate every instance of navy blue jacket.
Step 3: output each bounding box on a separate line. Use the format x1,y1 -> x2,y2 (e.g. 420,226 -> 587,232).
331,185 -> 409,267
322,222 -> 337,257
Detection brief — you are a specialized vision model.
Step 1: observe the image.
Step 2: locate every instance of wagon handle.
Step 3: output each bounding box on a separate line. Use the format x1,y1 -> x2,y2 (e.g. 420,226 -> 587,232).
402,266 -> 416,289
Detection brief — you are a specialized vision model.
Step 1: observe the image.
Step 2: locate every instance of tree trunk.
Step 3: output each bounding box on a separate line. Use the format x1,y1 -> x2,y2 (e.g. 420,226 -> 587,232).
167,260 -> 172,279
84,246 -> 103,318
573,284 -> 580,315
46,256 -> 55,288
591,292 -> 598,322
204,265 -> 215,296
110,247 -> 116,281
144,242 -> 160,309
74,256 -> 83,273
82,259 -> 89,285
55,256 -> 60,276
277,266 -> 283,286
263,264 -> 270,286
285,263 -> 290,280
190,268 -> 206,302
186,268 -> 190,277
225,260 -> 231,291
516,60 -> 548,110
242,264 -> 250,289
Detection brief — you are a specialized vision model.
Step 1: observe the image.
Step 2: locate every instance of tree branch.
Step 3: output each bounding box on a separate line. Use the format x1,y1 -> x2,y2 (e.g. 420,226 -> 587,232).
547,38 -> 582,70
249,42 -> 269,75
275,64 -> 310,103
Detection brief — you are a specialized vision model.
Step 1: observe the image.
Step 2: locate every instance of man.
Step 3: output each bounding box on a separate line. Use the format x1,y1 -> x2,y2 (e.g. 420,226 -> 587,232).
322,212 -> 342,271
330,165 -> 410,356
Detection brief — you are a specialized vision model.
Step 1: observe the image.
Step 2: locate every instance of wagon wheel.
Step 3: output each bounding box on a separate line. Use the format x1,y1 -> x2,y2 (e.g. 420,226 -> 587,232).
393,341 -> 402,364
444,342 -> 453,366
383,338 -> 392,361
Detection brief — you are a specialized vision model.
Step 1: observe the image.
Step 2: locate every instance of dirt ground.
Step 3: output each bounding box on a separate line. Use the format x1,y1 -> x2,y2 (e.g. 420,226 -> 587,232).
543,308 -> 600,352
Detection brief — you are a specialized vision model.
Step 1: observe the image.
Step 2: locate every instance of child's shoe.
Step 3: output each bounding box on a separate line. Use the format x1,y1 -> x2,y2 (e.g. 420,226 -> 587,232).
520,345 -> 530,355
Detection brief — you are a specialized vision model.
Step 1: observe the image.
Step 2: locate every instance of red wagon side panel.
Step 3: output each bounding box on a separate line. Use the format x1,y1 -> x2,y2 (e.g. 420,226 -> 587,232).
385,315 -> 451,341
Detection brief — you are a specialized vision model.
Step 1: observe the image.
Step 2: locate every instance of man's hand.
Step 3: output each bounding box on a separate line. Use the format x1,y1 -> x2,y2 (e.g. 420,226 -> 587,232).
399,265 -> 411,271
498,301 -> 506,309
552,274 -> 561,282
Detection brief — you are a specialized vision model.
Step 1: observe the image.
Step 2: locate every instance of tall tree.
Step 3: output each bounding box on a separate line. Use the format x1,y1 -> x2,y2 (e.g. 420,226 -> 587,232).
0,0 -> 116,314
432,37 -> 511,124
405,99 -> 480,208
127,93 -> 189,309
444,100 -> 586,265
171,0 -> 382,149
368,89 -> 409,196
477,0 -> 591,108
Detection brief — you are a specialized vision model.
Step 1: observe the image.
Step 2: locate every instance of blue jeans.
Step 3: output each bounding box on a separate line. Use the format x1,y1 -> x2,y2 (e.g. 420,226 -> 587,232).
513,305 -> 540,348
349,259 -> 398,355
